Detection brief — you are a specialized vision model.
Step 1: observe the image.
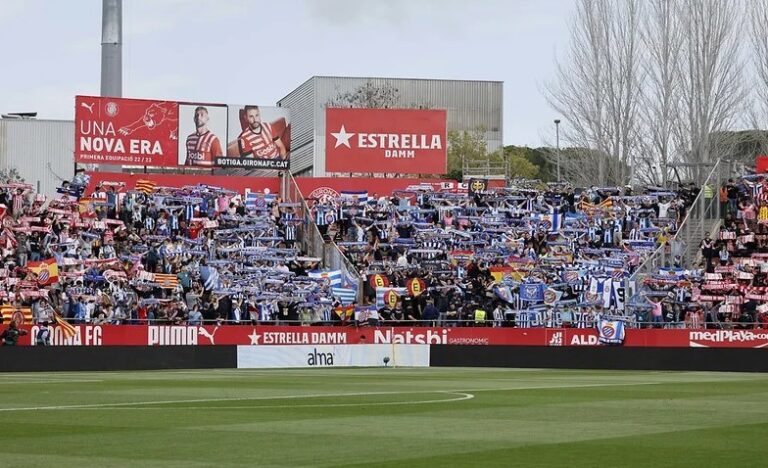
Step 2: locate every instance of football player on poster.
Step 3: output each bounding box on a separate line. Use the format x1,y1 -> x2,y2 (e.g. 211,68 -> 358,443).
236,106 -> 287,159
183,106 -> 224,166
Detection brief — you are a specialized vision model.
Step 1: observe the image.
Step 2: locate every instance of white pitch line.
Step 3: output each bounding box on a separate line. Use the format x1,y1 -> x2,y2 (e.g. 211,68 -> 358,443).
50,392 -> 477,410
0,390 -> 470,412
0,379 -> 103,385
0,381 -> 663,412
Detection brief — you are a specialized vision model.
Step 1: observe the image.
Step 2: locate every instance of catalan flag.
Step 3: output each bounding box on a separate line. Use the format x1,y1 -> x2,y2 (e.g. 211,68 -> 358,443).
54,312 -> 77,339
581,198 -> 614,212
27,258 -> 59,286
135,179 -> 157,195
0,305 -> 33,325
154,273 -> 179,289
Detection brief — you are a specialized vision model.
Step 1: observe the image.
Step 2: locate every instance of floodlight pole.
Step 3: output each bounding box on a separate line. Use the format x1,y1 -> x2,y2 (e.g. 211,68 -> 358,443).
101,0 -> 122,97
554,119 -> 561,183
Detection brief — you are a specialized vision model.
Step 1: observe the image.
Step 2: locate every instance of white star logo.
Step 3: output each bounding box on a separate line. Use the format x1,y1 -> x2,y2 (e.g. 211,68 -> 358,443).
248,329 -> 261,345
331,125 -> 355,148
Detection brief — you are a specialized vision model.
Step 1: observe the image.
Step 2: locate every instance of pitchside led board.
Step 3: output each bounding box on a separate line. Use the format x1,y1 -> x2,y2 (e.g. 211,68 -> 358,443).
74,96 -> 291,169
325,108 -> 447,174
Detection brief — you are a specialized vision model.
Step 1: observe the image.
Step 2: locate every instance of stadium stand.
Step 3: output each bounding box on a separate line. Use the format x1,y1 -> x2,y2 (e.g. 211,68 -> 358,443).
633,174 -> 768,330
0,169 -> 710,329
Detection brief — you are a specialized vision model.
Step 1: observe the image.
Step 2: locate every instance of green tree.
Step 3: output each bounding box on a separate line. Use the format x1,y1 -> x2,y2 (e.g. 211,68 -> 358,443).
446,128 -> 489,179
502,146 -> 540,179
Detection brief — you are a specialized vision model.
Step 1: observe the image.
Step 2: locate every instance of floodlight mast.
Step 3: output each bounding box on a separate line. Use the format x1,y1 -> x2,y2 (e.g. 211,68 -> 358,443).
101,0 -> 122,98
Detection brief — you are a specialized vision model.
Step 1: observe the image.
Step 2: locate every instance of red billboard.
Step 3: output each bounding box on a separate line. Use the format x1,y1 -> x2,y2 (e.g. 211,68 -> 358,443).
75,97 -> 179,167
75,96 -> 290,169
6,325 -> 768,348
325,108 -> 447,174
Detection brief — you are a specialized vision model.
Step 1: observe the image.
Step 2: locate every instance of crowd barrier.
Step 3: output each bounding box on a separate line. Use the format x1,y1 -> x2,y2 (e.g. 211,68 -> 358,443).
5,325 -> 768,348
0,346 -> 235,372
3,325 -> 767,372
237,344 -> 429,368
3,344 -> 767,372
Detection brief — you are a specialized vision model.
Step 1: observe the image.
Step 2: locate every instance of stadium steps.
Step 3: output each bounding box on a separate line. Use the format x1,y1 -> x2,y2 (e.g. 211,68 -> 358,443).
684,218 -> 722,267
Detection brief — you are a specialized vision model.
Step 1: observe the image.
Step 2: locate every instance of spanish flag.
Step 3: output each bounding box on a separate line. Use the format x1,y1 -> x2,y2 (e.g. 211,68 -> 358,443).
334,305 -> 354,321
489,266 -> 514,283
54,312 -> 77,339
135,179 -> 157,195
0,305 -> 33,325
27,258 -> 59,286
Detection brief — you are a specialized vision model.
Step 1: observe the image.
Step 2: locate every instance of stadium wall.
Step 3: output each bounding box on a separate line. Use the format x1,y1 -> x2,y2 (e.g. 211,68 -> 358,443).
0,119 -> 75,198
2,344 -> 767,372
429,346 -> 768,373
0,346 -> 236,372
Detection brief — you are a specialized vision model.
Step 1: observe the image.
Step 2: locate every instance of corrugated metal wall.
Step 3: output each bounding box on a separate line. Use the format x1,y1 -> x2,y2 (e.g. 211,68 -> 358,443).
278,78 -> 315,176
278,76 -> 503,176
0,119 -> 74,197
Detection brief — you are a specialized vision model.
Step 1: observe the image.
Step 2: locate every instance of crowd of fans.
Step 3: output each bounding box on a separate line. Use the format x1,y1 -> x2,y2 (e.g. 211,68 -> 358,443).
630,176 -> 768,330
6,169 -> 766,331
312,181 -> 700,328
0,171 -> 350,328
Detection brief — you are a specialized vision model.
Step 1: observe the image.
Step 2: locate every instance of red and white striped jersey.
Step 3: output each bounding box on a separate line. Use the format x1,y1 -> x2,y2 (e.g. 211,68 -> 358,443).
185,131 -> 222,166
237,123 -> 279,159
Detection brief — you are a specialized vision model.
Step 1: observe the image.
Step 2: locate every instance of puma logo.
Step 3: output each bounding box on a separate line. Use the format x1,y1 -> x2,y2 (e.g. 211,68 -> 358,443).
197,326 -> 219,345
80,102 -> 95,113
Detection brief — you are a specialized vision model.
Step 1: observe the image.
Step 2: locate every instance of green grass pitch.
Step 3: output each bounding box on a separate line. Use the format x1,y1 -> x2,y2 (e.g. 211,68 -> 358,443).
0,367 -> 767,467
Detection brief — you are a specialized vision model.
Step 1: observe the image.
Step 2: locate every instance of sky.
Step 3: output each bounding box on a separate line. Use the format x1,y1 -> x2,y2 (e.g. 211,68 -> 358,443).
0,0 -> 572,147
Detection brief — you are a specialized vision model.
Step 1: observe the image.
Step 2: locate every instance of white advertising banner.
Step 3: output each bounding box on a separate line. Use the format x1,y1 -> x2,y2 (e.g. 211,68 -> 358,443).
236,344 -> 430,369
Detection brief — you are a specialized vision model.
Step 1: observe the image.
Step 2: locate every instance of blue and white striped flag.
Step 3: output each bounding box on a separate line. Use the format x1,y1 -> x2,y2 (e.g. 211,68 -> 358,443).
331,287 -> 357,305
308,269 -> 342,287
375,287 -> 408,308
340,191 -> 368,204
245,192 -> 277,210
199,265 -> 220,291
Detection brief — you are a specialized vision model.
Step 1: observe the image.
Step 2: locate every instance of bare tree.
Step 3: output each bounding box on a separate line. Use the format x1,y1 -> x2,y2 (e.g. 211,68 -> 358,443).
327,81 -> 401,109
747,0 -> 768,155
676,0 -> 747,171
545,0 -> 643,187
0,167 -> 24,184
636,0 -> 684,186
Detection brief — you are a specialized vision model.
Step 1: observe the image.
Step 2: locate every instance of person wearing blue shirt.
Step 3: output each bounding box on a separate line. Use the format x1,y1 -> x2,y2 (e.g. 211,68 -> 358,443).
75,297 -> 87,324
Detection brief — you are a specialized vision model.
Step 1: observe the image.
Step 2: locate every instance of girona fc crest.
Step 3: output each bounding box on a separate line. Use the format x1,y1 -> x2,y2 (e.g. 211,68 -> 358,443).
105,101 -> 119,117
308,187 -> 340,203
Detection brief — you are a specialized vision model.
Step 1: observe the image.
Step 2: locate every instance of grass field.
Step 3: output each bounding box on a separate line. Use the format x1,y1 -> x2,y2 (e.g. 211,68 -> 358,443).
0,368 -> 767,467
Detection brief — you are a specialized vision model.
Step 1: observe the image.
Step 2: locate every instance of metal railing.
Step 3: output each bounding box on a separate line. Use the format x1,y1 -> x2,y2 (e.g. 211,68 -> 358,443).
281,172 -> 325,261
50,318 -> 767,329
280,172 -> 364,302
462,159 -> 507,179
630,159 -> 727,286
